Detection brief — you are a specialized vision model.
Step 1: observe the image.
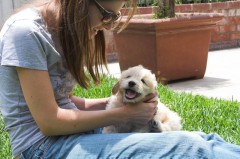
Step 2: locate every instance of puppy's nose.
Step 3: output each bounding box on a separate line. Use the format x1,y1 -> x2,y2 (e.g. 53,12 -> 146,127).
128,81 -> 136,87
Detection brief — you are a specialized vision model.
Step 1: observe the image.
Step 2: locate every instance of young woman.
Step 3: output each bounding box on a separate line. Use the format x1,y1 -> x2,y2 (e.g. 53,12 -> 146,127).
0,0 -> 240,158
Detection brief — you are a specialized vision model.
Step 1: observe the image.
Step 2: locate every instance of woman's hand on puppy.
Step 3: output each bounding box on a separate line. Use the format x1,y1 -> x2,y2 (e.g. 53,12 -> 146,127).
143,91 -> 158,104
120,92 -> 158,125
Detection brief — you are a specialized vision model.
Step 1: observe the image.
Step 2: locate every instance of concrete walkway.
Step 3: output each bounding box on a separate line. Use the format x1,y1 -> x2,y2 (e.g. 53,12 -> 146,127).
106,47 -> 240,101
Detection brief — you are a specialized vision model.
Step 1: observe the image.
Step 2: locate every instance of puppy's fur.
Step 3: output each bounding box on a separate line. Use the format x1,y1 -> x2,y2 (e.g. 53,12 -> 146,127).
103,65 -> 182,133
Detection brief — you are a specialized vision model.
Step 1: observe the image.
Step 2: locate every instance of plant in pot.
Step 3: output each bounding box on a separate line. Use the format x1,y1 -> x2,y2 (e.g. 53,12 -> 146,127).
113,0 -> 223,84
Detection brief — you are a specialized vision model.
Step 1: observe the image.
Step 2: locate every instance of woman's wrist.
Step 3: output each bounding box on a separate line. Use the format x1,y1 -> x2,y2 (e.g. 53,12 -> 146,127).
104,97 -> 110,106
82,97 -> 110,110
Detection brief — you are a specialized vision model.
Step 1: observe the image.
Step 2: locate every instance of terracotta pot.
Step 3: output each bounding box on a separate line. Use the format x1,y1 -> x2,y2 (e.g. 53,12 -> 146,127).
114,13 -> 223,83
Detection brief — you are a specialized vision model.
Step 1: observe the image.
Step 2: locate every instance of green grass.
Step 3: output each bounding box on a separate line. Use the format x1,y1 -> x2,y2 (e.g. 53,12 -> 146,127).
157,85 -> 240,145
0,115 -> 12,159
1,75 -> 240,158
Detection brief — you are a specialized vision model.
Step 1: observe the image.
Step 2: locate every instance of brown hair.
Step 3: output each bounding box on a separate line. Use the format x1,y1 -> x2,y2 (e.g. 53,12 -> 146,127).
41,0 -> 137,88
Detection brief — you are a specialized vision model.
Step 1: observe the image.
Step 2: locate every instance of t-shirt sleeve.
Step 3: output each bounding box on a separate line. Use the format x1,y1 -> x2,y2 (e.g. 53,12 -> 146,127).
1,20 -> 48,70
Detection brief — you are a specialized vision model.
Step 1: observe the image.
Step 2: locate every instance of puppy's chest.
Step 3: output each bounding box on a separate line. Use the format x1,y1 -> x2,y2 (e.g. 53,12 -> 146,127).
106,95 -> 151,132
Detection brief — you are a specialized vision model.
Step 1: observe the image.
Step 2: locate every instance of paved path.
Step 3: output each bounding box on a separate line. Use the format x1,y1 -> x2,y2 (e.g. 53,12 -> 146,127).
106,48 -> 240,101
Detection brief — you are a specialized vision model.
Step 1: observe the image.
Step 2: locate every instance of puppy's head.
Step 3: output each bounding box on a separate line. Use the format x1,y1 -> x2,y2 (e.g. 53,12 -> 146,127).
112,65 -> 158,103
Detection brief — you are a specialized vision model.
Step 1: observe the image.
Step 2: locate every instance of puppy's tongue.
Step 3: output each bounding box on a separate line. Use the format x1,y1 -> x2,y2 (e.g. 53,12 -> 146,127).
125,89 -> 137,99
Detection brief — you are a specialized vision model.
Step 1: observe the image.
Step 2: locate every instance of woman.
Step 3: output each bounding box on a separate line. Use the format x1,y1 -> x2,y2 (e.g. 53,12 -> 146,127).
0,0 -> 240,158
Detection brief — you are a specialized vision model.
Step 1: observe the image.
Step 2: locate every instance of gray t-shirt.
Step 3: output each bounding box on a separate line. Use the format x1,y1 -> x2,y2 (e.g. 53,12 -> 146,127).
0,8 -> 77,157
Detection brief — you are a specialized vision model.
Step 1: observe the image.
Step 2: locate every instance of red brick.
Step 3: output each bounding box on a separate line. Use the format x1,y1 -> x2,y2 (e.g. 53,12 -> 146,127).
219,25 -> 236,33
120,7 -> 154,16
228,9 -> 236,17
230,33 -> 240,40
211,33 -> 230,42
236,9 -> 240,16
176,4 -> 192,13
212,26 -> 219,34
216,9 -> 229,16
192,3 -> 211,12
228,17 -> 240,25
120,8 -> 128,16
136,7 -> 154,15
237,25 -> 240,31
212,2 -> 228,10
228,1 -> 240,9
217,17 -> 229,25
210,40 -> 238,50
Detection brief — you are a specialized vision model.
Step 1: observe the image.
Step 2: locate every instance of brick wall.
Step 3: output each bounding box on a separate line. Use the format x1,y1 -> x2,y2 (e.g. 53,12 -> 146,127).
175,1 -> 240,50
105,1 -> 240,61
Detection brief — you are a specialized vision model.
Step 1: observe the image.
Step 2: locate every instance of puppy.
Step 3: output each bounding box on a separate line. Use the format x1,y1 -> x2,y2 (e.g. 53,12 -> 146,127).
103,65 -> 182,133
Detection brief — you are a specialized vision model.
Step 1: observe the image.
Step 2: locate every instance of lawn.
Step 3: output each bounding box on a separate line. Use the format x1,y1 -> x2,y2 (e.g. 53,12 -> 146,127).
1,75 -> 240,158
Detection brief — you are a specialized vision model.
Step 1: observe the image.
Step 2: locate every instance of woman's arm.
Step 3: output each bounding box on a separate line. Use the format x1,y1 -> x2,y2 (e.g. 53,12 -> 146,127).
69,95 -> 109,110
17,67 -> 156,136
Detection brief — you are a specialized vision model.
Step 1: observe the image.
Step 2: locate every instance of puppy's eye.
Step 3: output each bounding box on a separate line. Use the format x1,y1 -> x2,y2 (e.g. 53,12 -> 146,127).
141,79 -> 147,85
126,76 -> 131,78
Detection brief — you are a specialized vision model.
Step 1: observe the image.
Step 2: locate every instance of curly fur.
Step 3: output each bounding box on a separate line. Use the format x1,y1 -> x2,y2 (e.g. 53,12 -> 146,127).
102,65 -> 182,133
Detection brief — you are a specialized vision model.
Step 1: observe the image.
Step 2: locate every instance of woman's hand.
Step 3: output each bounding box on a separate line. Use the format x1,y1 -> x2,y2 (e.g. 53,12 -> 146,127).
120,92 -> 158,125
143,92 -> 159,104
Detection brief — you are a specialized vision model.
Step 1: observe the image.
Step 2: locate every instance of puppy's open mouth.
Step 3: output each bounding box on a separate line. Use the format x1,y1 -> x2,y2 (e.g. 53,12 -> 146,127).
125,89 -> 141,100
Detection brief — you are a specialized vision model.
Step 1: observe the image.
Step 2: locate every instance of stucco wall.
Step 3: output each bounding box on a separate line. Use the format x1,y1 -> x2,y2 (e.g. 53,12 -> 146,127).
0,0 -> 34,28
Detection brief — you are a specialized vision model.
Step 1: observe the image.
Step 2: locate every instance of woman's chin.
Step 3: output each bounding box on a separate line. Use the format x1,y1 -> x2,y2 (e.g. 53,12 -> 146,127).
90,31 -> 98,39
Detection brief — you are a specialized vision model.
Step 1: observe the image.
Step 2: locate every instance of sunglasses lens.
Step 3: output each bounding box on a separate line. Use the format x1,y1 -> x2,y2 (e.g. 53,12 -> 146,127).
114,15 -> 120,21
103,14 -> 120,24
102,15 -> 113,23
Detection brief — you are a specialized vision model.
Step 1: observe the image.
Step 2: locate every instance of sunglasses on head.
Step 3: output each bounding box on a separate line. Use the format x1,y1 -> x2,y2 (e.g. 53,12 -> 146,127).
94,0 -> 121,25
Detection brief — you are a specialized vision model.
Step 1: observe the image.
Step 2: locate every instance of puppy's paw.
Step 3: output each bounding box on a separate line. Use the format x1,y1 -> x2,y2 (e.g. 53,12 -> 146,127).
149,120 -> 162,132
160,114 -> 182,131
102,126 -> 117,133
156,103 -> 182,131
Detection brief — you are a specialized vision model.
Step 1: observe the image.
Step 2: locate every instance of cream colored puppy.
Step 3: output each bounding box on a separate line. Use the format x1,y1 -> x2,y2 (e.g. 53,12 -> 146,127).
103,65 -> 182,133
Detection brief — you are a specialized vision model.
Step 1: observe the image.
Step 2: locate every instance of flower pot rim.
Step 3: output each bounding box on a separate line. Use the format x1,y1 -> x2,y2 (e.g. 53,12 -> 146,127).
114,12 -> 223,35
120,13 -> 224,24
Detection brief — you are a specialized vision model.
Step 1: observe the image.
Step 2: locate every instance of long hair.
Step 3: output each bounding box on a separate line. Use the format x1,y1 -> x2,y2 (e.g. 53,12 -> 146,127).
42,0 -> 137,88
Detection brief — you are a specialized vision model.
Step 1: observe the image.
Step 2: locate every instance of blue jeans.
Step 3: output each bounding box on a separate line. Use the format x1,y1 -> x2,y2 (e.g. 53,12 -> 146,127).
20,131 -> 240,159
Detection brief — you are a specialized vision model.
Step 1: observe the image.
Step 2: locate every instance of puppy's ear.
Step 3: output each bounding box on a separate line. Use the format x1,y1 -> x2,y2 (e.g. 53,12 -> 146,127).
112,81 -> 120,95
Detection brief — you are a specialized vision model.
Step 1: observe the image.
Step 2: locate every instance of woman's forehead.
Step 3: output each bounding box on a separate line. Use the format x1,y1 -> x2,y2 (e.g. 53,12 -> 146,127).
97,0 -> 125,12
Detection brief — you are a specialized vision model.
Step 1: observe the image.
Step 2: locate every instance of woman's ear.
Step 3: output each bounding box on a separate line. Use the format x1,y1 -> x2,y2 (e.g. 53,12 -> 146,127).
112,81 -> 120,95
